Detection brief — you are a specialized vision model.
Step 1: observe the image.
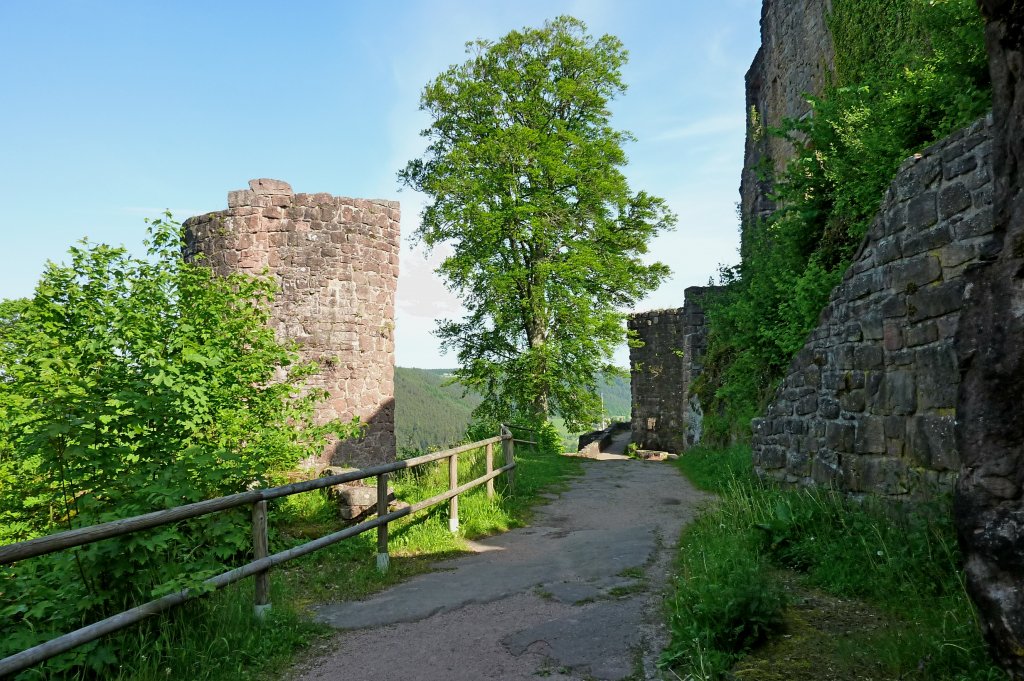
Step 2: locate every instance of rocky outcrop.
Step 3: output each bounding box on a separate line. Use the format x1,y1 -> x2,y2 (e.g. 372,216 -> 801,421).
184,179 -> 399,468
953,1 -> 1024,674
629,287 -> 719,453
751,117 -> 995,498
741,0 -> 834,252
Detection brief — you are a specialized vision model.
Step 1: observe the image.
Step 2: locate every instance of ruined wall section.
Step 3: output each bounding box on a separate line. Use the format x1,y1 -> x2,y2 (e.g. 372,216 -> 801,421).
184,178 -> 399,468
741,0 -> 834,254
752,117 -> 994,498
629,287 -> 718,453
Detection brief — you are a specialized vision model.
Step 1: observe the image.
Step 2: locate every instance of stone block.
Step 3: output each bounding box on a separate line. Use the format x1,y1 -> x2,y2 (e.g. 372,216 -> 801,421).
854,345 -> 884,370
228,189 -> 256,207
906,414 -> 958,471
906,322 -> 939,347
903,224 -> 952,257
875,236 -> 902,264
883,321 -> 904,351
842,455 -> 907,495
906,191 -> 938,230
796,394 -> 818,415
881,295 -> 908,318
944,153 -> 978,180
757,445 -> 786,470
787,449 -> 811,476
825,421 -> 855,452
956,206 -> 994,239
939,242 -> 979,269
854,416 -> 886,454
819,397 -> 841,419
908,280 -> 965,322
249,178 -> 294,196
840,389 -> 866,413
880,370 -> 917,415
916,344 -> 958,410
886,254 -> 942,291
939,182 -> 972,219
812,449 -> 841,486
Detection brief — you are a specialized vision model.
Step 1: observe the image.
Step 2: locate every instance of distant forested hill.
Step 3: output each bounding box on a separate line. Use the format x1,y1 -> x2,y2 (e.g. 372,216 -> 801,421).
394,367 -> 630,454
597,373 -> 631,421
394,368 -> 482,453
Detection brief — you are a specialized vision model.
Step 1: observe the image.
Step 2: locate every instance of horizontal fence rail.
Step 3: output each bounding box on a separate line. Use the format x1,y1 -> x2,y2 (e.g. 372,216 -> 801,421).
0,426 -> 523,678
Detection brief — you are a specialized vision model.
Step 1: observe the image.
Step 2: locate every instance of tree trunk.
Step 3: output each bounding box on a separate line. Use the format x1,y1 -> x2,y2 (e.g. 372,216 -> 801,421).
954,2 -> 1024,676
527,322 -> 550,420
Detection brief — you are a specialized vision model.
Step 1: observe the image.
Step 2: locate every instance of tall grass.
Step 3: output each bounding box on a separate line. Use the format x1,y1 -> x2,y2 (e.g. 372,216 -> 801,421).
662,445 -> 1002,680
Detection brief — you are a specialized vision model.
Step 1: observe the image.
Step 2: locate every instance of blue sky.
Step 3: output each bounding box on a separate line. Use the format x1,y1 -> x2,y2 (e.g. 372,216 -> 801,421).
0,0 -> 761,368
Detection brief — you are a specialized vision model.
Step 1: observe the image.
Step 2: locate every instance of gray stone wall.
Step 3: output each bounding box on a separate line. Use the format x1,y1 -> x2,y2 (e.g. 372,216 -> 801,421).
752,117 -> 995,498
184,179 -> 399,468
741,0 -> 834,250
629,287 -> 718,453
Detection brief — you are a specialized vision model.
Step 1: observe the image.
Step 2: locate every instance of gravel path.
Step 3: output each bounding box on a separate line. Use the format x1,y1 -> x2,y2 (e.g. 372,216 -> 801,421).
288,457 -> 712,681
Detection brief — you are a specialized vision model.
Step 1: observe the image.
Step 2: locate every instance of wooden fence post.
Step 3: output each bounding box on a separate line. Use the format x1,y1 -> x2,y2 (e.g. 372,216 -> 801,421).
501,425 -> 515,493
376,473 -> 389,573
485,442 -> 494,499
449,452 -> 459,533
251,500 -> 270,619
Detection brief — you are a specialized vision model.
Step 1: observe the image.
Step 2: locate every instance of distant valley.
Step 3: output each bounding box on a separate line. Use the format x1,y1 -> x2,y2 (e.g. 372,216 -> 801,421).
394,367 -> 631,453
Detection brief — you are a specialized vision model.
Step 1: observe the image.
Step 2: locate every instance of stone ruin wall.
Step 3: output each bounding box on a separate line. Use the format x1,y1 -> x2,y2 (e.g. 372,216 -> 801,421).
184,179 -> 399,469
628,287 -> 717,454
741,0 -> 834,247
752,116 -> 995,498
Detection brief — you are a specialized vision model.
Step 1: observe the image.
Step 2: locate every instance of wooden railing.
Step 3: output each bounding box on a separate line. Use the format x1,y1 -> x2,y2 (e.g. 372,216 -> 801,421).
0,425 -> 520,678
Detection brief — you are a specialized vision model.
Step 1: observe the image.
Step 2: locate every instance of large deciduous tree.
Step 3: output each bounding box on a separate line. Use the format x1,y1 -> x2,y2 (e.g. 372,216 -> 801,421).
400,16 -> 675,430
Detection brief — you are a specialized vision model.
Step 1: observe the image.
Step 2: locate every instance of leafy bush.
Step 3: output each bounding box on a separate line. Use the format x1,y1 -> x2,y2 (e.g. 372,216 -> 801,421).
664,447 -> 1000,680
0,216 -> 357,675
660,505 -> 785,676
697,0 -> 990,442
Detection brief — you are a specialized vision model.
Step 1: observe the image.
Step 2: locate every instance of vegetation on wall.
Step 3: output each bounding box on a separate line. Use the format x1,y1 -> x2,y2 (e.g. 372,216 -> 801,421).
696,0 -> 990,443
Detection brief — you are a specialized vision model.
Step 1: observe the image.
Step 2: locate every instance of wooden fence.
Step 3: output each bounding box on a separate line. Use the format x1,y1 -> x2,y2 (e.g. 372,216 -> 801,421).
0,425 -> 523,678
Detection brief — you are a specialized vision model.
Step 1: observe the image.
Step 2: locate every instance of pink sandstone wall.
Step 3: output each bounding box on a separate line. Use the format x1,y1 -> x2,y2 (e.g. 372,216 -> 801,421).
184,178 -> 399,468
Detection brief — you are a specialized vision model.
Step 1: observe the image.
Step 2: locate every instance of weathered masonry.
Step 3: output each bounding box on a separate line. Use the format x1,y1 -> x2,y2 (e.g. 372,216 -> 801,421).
741,0 -> 834,251
184,179 -> 399,468
752,117 -> 995,498
629,287 -> 717,454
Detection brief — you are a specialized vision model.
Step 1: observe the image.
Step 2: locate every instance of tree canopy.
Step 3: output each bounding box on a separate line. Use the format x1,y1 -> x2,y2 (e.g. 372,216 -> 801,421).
400,15 -> 675,431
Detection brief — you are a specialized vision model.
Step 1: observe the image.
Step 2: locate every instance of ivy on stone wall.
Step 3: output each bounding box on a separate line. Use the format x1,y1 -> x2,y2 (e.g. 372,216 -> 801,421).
697,0 -> 990,444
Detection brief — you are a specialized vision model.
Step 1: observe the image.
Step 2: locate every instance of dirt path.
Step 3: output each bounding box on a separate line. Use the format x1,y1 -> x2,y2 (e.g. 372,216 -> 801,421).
288,458 -> 712,681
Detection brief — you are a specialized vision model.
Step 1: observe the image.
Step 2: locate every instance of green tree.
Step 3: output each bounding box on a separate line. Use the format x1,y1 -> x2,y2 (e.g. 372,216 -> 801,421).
400,16 -> 675,430
0,216 -> 357,672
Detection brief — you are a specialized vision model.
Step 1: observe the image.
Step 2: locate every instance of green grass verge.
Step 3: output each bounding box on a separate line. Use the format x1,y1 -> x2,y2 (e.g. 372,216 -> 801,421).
14,438 -> 581,681
662,445 -> 1002,681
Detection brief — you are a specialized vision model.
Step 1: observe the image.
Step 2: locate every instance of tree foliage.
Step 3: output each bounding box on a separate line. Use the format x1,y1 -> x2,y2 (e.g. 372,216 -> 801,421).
696,0 -> 990,443
0,216 -> 357,674
400,16 -> 675,431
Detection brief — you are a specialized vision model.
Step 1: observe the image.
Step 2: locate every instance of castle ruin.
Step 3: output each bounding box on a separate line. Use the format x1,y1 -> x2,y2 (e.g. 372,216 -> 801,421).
184,179 -> 399,468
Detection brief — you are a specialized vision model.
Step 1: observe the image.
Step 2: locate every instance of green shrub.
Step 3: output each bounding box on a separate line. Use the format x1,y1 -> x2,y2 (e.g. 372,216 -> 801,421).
660,491 -> 785,677
664,448 -> 1001,680
0,216 -> 358,676
698,0 -> 990,443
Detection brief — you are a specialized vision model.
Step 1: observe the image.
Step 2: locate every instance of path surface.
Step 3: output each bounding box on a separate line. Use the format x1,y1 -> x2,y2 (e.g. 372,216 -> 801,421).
289,457 -> 712,681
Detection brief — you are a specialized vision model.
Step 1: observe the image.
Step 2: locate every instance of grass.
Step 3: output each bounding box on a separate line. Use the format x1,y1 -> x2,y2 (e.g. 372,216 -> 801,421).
14,436 -> 581,681
662,445 -> 1004,681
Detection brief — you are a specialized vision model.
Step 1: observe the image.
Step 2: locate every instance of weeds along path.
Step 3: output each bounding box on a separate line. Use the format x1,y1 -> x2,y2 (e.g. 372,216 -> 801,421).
288,458 -> 712,681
